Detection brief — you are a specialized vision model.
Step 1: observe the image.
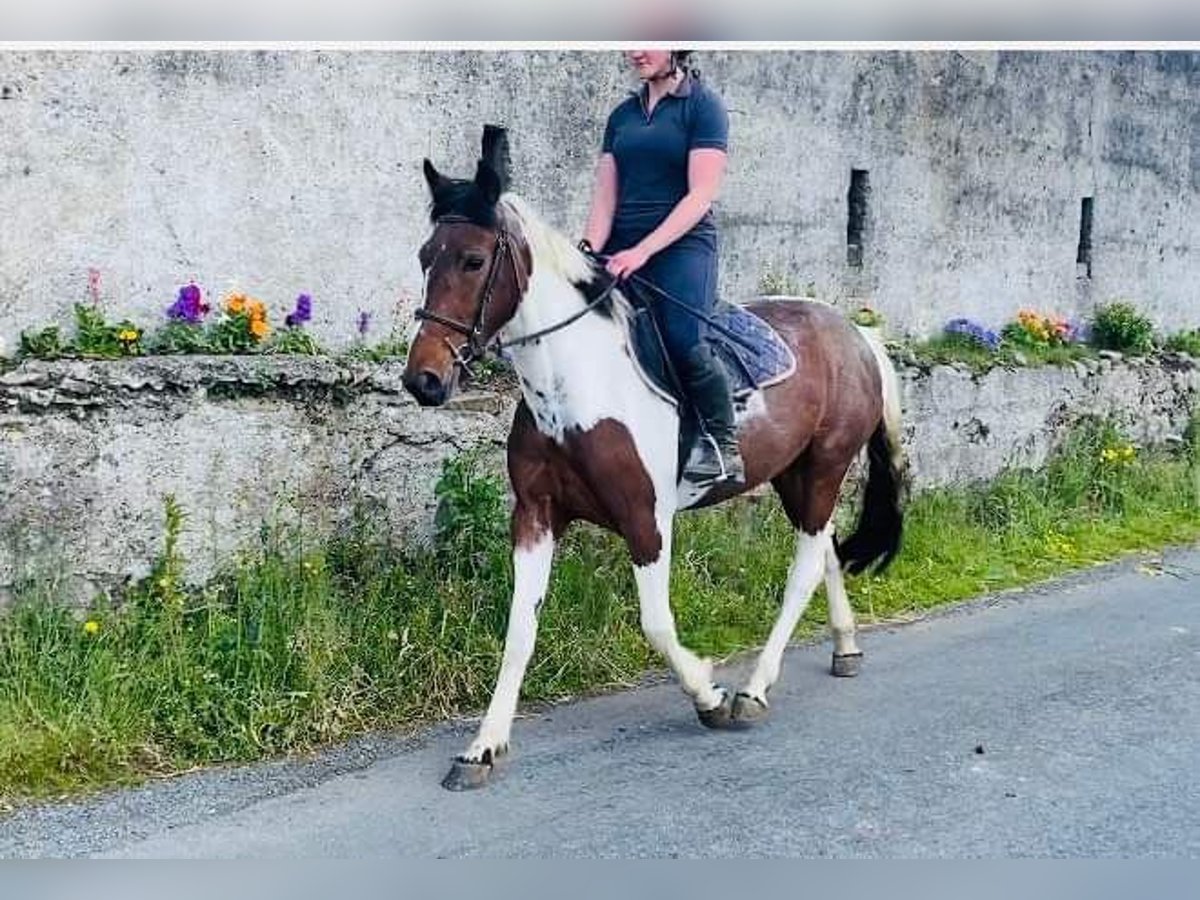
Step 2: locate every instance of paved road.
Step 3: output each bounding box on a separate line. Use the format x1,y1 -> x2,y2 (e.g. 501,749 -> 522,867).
3,547 -> 1198,858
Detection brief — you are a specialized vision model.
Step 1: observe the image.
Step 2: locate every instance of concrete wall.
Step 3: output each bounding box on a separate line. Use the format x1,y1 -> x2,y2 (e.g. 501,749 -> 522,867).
2,49 -> 1198,352
2,353 -> 1196,606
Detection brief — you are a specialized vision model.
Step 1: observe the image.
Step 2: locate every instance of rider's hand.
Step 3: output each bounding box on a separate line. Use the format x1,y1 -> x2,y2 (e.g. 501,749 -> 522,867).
605,245 -> 651,280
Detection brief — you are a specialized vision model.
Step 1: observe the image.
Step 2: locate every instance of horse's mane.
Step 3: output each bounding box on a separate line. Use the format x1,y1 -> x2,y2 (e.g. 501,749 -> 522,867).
499,193 -> 595,285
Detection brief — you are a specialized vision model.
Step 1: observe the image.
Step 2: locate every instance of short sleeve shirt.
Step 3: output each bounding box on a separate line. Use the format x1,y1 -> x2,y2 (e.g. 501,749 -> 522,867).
601,74 -> 729,235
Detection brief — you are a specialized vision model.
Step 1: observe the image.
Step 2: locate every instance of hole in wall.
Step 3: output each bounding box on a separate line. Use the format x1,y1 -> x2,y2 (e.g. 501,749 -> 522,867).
847,168 -> 870,267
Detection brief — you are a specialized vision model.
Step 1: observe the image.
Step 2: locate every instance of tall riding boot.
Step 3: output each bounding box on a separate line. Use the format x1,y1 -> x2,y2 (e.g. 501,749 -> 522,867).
679,344 -> 746,487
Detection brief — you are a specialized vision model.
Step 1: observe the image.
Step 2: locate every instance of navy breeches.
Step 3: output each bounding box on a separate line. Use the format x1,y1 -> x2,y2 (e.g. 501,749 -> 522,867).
605,225 -> 718,365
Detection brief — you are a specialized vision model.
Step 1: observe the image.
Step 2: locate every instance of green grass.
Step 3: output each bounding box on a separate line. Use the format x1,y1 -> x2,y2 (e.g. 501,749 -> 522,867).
1,418 -> 1198,804
908,334 -> 1097,372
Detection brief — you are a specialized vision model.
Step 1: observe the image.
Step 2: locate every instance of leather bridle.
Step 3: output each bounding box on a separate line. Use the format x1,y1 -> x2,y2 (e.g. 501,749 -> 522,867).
413,214 -> 616,370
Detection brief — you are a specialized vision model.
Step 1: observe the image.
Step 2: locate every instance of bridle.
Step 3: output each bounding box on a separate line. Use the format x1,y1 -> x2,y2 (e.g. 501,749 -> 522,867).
413,214 -> 617,371
413,214 -> 518,371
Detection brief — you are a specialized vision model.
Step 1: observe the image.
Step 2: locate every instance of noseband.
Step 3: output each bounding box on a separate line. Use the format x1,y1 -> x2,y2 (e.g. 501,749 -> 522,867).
413,214 -> 617,371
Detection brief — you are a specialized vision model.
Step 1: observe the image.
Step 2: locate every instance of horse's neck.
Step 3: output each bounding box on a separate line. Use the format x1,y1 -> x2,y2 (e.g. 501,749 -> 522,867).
501,272 -> 658,437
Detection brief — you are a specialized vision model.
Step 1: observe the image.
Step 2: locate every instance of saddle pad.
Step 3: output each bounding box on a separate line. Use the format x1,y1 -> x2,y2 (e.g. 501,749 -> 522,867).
627,300 -> 796,406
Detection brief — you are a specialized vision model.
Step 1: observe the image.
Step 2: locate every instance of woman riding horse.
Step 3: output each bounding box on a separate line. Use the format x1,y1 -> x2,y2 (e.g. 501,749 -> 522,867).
581,48 -> 744,488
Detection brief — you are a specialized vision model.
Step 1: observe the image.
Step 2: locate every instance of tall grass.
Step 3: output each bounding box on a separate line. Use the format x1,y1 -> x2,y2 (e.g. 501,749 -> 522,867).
1,417 -> 1197,803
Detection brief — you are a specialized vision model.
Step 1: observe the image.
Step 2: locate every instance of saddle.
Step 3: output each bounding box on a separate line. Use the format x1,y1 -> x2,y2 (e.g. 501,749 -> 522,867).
617,276 -> 796,483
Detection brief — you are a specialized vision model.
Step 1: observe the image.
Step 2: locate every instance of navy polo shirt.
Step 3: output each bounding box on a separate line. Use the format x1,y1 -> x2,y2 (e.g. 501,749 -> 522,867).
601,74 -> 729,241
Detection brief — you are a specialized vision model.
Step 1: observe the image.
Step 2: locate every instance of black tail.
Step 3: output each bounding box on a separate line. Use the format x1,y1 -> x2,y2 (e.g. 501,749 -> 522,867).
836,422 -> 904,575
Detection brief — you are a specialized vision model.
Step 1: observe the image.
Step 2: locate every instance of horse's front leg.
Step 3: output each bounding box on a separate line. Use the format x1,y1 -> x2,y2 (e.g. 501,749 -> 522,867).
442,509 -> 554,791
632,512 -> 733,727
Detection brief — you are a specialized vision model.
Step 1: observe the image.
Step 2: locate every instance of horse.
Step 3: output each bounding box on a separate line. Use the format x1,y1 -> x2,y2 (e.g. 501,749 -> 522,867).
403,126 -> 905,791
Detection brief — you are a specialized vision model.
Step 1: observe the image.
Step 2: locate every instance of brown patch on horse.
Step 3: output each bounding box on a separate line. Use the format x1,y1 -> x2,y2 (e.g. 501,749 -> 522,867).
507,404 -> 662,566
690,300 -> 884,520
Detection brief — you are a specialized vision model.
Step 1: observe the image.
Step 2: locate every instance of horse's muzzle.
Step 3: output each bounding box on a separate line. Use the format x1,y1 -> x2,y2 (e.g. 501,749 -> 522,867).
403,369 -> 450,407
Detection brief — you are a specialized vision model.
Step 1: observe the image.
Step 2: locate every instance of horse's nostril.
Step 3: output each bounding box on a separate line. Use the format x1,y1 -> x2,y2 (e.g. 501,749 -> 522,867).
405,369 -> 447,406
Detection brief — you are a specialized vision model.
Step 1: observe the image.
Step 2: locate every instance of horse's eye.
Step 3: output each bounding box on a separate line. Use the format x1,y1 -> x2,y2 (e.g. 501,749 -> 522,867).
463,255 -> 485,272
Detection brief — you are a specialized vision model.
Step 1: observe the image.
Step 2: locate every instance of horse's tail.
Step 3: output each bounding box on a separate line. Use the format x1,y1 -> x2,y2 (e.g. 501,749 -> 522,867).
837,327 -> 905,575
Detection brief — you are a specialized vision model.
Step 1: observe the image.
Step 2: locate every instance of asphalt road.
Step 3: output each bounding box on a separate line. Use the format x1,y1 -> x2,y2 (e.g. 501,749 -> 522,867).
3,547 -> 1198,858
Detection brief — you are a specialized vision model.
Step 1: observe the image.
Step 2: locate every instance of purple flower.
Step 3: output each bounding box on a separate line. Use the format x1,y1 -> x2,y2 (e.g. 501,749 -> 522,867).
945,318 -> 1000,351
357,310 -> 372,337
285,293 -> 313,328
166,283 -> 208,324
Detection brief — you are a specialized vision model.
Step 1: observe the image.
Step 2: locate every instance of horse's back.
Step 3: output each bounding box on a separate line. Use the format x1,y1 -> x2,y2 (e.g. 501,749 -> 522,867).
747,299 -> 882,394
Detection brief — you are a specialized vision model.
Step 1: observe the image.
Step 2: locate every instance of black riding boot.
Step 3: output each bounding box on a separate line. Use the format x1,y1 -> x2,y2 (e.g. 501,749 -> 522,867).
679,344 -> 746,487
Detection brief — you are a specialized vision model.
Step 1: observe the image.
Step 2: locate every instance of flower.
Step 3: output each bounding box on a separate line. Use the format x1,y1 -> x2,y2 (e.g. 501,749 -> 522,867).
285,293 -> 313,328
83,619 -> 100,636
250,318 -> 271,340
224,293 -> 248,315
87,267 -> 102,306
118,328 -> 140,343
944,318 -> 1000,351
357,310 -> 372,337
167,283 -> 209,324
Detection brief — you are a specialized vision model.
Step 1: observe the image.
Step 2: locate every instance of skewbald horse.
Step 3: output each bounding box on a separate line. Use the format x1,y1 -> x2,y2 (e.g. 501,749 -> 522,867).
403,127 -> 905,790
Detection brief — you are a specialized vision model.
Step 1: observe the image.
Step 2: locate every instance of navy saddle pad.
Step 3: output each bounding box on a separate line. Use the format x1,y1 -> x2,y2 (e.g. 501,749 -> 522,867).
626,299 -> 796,406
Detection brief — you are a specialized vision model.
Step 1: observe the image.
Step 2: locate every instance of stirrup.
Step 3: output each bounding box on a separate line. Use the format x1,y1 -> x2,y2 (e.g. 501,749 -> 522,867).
685,433 -> 743,488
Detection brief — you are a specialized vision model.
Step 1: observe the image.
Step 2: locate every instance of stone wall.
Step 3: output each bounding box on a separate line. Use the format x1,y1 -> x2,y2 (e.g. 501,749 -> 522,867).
1,352 -> 1196,606
1,49 -> 1198,353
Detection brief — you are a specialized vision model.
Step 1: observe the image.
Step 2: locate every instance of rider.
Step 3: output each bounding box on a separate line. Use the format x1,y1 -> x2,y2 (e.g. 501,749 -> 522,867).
579,48 -> 745,487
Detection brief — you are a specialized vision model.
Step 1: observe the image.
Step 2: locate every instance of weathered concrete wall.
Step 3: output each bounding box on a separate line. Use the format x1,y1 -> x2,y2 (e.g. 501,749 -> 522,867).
1,49 -> 1198,352
2,352 -> 1196,606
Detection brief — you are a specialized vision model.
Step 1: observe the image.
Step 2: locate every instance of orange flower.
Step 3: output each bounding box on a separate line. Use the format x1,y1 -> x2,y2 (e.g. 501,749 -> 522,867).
247,300 -> 267,321
250,318 -> 271,340
224,293 -> 247,315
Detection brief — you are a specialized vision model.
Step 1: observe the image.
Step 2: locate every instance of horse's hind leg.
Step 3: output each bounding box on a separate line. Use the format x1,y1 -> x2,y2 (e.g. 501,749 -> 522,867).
825,539 -> 863,676
731,454 -> 850,725
732,524 -> 831,724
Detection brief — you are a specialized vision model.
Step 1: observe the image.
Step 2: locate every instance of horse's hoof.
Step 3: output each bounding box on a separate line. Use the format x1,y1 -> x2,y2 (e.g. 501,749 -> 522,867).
831,651 -> 864,678
696,687 -> 735,730
731,692 -> 769,727
441,757 -> 494,791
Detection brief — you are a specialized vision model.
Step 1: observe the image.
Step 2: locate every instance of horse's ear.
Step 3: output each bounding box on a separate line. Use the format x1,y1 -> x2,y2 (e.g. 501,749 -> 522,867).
423,158 -> 449,196
480,124 -> 511,194
474,159 -> 502,206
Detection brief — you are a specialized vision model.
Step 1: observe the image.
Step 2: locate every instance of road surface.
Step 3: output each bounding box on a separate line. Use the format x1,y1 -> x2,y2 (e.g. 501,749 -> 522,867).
3,546 -> 1198,857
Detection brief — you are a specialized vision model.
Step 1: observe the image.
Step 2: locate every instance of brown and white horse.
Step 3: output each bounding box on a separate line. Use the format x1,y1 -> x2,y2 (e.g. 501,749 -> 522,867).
403,128 -> 905,790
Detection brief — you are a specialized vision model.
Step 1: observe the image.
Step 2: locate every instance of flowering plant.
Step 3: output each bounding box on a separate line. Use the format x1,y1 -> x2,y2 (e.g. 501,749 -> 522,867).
944,318 -> 1000,351
268,294 -> 322,355
150,284 -> 213,354
1002,309 -> 1079,348
206,292 -> 272,353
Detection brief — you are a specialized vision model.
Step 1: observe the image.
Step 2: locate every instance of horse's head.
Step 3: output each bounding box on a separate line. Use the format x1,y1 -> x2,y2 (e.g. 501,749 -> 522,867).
403,125 -> 530,407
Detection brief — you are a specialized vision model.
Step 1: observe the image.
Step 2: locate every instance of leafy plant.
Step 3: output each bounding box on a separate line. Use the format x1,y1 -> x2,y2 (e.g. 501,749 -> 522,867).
18,324 -> 67,359
758,269 -> 802,296
73,303 -> 142,357
851,306 -> 884,327
1164,329 -> 1200,357
1090,301 -> 1154,354
432,448 -> 510,579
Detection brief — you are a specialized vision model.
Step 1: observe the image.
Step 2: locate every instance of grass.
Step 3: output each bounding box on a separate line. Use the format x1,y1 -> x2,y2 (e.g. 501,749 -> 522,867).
1,417 -> 1198,805
907,333 -> 1097,372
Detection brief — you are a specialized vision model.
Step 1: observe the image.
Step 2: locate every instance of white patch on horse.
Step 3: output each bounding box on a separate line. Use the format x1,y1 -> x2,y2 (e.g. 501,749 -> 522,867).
498,195 -> 678,480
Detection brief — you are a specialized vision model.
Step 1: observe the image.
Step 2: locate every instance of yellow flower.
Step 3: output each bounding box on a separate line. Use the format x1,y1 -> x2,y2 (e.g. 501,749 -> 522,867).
1121,445 -> 1136,460
83,619 -> 100,635
250,318 -> 271,340
118,328 -> 139,342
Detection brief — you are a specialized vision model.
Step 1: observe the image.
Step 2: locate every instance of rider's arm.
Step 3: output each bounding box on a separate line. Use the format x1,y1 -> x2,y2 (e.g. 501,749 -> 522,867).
581,153 -> 618,252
